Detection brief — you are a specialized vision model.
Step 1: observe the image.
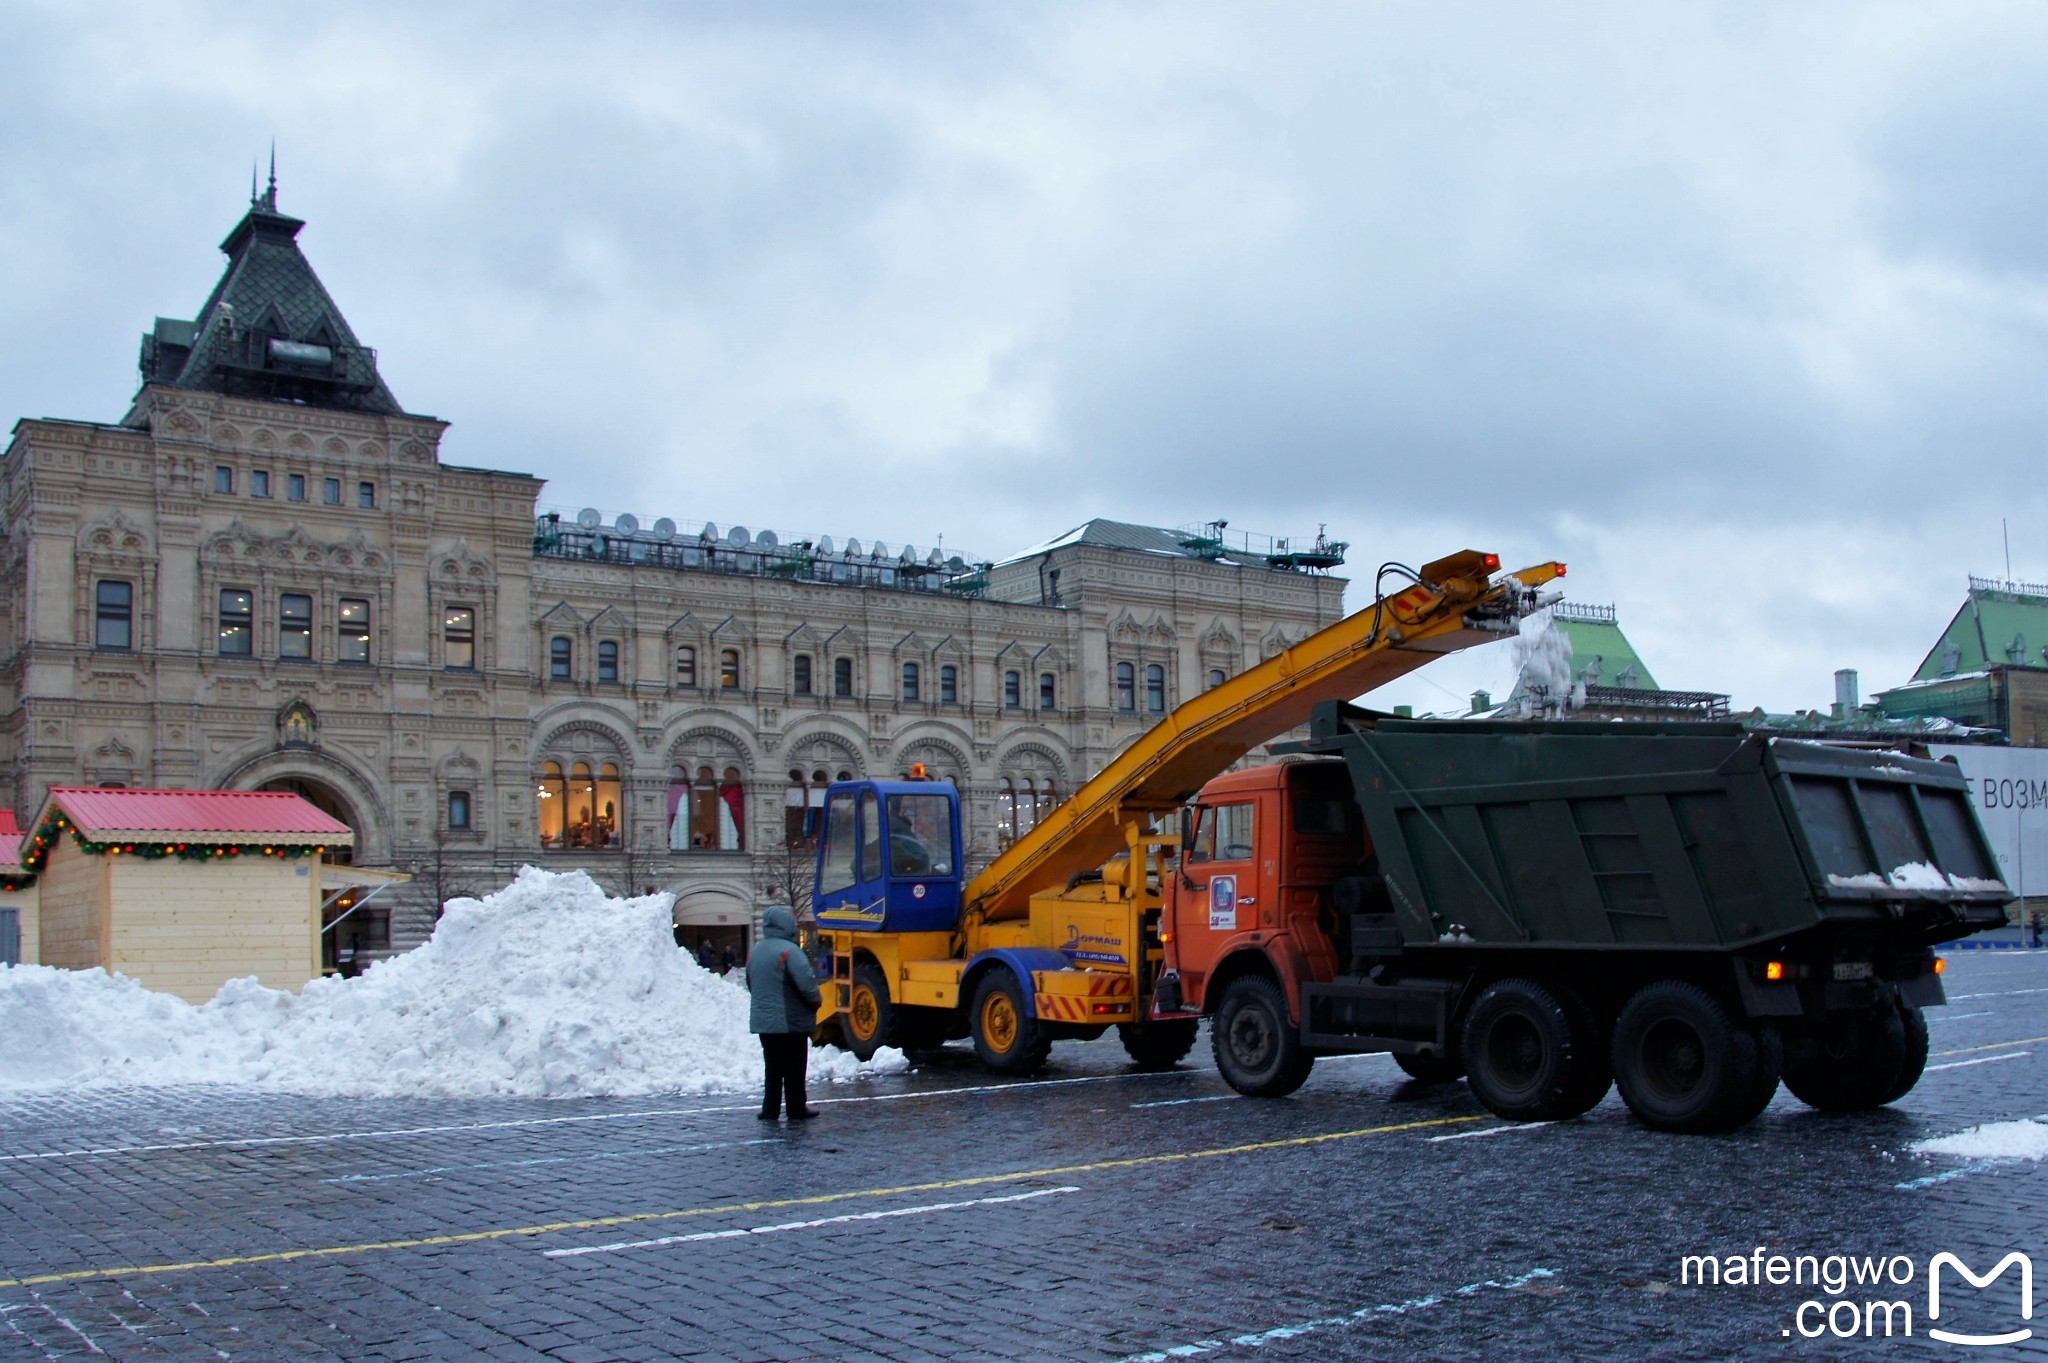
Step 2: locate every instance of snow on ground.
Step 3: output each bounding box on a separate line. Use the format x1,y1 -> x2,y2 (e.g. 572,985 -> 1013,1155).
1913,1119 -> 2048,1163
0,866 -> 903,1098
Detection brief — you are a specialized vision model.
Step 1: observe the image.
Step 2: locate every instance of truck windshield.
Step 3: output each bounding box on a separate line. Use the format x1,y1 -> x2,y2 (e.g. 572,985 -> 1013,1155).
888,792 -> 955,876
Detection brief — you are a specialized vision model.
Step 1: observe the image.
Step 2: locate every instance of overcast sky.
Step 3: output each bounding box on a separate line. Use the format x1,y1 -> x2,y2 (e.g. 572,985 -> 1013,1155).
4,2 -> 2045,714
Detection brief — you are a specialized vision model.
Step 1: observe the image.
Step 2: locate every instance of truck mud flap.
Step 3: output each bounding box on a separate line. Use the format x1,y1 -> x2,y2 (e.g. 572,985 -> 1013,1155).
1300,978 -> 1457,1054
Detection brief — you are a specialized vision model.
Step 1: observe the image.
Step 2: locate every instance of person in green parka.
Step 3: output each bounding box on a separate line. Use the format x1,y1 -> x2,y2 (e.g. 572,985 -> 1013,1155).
746,904 -> 823,1120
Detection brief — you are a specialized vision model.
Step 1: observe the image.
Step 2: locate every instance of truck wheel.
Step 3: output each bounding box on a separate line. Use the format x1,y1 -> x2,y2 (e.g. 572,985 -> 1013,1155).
1460,979 -> 1608,1120
1211,976 -> 1314,1097
1119,1020 -> 1200,1071
1781,1005 -> 1910,1112
1394,1051 -> 1465,1084
1718,1024 -> 1785,1128
843,962 -> 895,1061
1881,1003 -> 1930,1104
1611,981 -> 1772,1132
969,968 -> 1052,1074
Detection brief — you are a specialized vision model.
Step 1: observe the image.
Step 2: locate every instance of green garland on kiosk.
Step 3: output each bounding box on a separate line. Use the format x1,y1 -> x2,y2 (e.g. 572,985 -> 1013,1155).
8,809 -> 329,882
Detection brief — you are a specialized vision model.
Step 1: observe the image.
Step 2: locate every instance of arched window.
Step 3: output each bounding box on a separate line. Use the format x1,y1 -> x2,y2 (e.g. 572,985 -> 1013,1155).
901,662 -> 920,702
793,654 -> 813,695
997,777 -> 1018,849
538,760 -> 566,848
1146,664 -> 1166,714
720,649 -> 741,688
550,636 -> 573,680
668,764 -> 748,850
1004,670 -> 1021,708
718,766 -> 745,849
597,641 -> 619,684
567,761 -> 595,844
1040,672 -> 1056,709
676,645 -> 697,687
940,664 -> 958,704
1208,667 -> 1226,690
1115,662 -> 1135,711
785,769 -> 809,845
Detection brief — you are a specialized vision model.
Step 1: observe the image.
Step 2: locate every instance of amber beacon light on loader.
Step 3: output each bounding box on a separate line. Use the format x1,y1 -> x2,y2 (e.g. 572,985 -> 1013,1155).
807,550 -> 2012,1131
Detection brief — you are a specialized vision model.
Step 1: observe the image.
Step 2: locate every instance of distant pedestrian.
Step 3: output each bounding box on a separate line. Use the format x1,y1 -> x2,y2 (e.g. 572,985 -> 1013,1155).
721,945 -> 738,974
2030,910 -> 2043,950
696,937 -> 718,971
747,905 -> 822,1122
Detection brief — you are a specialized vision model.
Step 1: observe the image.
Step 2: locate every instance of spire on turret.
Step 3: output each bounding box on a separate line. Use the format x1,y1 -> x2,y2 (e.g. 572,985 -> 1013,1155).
260,143 -> 278,213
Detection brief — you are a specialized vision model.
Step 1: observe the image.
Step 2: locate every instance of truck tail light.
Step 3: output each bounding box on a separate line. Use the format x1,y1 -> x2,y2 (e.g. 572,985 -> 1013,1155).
1764,961 -> 1786,982
1092,1003 -> 1123,1015
1934,957 -> 1946,975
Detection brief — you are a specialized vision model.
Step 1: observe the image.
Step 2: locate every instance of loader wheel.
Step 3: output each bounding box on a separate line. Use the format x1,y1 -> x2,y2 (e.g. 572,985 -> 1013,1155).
970,968 -> 1052,1074
1212,976 -> 1313,1097
1118,1019 -> 1200,1071
1394,1051 -> 1465,1084
1781,1003 -> 1911,1112
843,962 -> 895,1061
1612,981 -> 1776,1133
1460,979 -> 1609,1121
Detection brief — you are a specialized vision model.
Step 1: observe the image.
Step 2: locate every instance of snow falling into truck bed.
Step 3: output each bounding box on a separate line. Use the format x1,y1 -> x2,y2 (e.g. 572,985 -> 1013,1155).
0,866 -> 902,1097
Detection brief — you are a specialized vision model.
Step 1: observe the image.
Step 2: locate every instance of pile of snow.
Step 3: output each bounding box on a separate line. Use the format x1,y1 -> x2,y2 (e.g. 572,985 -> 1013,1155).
1828,863 -> 2011,893
0,867 -> 902,1098
1914,1119 -> 2048,1162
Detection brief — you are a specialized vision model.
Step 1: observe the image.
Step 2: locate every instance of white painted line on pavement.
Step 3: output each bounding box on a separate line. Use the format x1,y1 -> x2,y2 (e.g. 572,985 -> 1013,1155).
1108,1268 -> 1558,1362
1949,986 -> 2048,1000
321,1137 -> 776,1184
1427,1123 -> 1552,1143
0,1070 -> 1192,1165
544,1185 -> 1081,1259
1929,1011 -> 1992,1024
1925,1052 -> 2031,1073
1132,1095 -> 1235,1109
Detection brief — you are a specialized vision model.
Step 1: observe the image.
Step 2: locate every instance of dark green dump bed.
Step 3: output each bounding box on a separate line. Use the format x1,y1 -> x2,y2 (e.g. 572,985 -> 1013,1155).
1287,703 -> 2013,950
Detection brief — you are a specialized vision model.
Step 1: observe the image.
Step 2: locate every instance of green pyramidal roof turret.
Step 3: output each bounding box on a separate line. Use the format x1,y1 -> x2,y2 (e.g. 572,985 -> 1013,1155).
129,179 -> 403,418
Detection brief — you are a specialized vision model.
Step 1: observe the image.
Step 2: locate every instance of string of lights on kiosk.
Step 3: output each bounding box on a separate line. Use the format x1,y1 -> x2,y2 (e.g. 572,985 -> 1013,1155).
3,809 -> 333,888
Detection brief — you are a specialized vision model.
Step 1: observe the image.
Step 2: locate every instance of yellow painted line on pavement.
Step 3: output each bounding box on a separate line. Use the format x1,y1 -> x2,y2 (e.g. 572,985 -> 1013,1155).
1931,1034 -> 2048,1058
0,1113 -> 1483,1289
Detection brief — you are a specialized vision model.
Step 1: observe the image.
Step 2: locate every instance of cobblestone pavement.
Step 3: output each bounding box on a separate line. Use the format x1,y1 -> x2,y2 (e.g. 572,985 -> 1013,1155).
2,951 -> 2045,1361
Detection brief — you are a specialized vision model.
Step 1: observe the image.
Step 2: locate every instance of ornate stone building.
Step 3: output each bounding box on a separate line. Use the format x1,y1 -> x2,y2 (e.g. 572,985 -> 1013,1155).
0,187 -> 1346,963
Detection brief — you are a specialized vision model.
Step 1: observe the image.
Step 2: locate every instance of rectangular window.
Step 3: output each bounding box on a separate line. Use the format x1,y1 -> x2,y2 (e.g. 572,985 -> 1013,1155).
1190,802 -> 1256,863
357,481 -> 376,509
901,662 -> 920,702
251,470 -> 271,498
219,589 -> 253,655
323,477 -> 341,505
550,636 -> 573,680
94,580 -> 133,650
339,598 -> 371,664
444,606 -> 475,669
793,653 -> 812,695
1040,672 -> 1056,709
940,664 -> 958,704
1115,661 -> 1135,711
279,593 -> 312,659
287,473 -> 307,502
214,466 -> 234,494
817,792 -> 859,896
1004,670 -> 1021,708
834,656 -> 854,697
448,790 -> 472,831
720,649 -> 740,688
676,645 -> 697,687
1146,663 -> 1167,714
598,640 -> 619,684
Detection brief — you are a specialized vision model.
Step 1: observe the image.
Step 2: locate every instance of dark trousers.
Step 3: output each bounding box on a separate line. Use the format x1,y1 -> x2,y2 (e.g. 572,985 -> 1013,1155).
759,1033 -> 810,1117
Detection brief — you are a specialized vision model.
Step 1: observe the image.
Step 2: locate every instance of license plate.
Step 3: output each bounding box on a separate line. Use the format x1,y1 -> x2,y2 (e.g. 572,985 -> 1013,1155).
1832,961 -> 1873,981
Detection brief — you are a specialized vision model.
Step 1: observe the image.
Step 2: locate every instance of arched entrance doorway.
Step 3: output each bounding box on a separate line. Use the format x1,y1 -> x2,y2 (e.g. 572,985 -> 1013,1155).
255,777 -> 356,865
256,776 -> 380,975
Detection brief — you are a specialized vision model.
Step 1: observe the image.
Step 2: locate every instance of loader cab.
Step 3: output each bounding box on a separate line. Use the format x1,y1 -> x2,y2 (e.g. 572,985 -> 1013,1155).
812,772 -> 964,933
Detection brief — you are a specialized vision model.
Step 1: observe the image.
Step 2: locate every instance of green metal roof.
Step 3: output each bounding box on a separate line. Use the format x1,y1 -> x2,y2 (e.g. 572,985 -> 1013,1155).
1913,579 -> 2048,679
1553,604 -> 1660,691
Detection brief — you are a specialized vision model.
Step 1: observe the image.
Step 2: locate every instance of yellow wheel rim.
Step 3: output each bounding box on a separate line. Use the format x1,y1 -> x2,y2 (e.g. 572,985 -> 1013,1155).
981,990 -> 1019,1054
849,985 -> 880,1042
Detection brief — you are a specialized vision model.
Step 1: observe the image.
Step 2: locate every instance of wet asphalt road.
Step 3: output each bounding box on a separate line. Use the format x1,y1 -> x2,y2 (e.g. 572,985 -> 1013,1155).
2,949 -> 2045,1361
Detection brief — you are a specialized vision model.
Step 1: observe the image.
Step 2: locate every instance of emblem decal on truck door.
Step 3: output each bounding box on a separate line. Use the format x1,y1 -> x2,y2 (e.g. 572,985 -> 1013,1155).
1209,875 -> 1238,931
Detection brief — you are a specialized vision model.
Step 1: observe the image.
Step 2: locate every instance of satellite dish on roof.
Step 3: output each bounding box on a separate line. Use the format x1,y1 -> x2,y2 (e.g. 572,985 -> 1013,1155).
816,534 -> 834,555
615,513 -> 639,535
946,555 -> 965,572
843,538 -> 861,557
700,522 -> 719,542
727,525 -> 750,547
926,548 -> 943,566
900,545 -> 918,563
652,518 -> 676,540
871,541 -> 889,559
756,529 -> 778,548
576,508 -> 602,528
